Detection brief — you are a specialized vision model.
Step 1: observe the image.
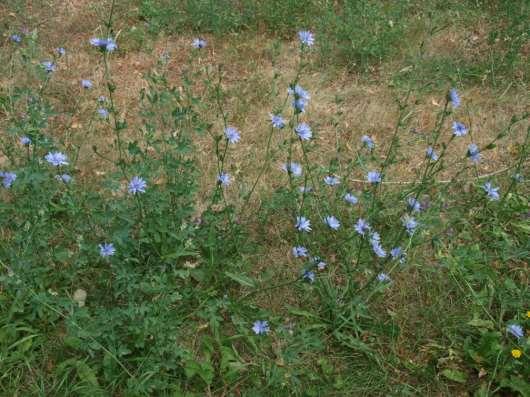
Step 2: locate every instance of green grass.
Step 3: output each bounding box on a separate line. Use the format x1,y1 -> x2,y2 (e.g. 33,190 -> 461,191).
137,0 -> 529,84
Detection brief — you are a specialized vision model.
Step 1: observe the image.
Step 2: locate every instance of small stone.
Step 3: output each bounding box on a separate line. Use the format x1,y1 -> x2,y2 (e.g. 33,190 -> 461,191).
73,288 -> 87,307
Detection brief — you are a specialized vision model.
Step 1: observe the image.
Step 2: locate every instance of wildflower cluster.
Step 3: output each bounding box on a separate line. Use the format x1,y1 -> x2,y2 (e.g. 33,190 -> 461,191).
2,13 -> 528,396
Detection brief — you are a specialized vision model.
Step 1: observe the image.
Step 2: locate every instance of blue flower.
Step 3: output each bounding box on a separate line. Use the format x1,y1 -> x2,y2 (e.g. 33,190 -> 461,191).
224,126 -> 241,144
252,320 -> 269,335
10,34 -> 22,43
407,197 -> 422,212
377,272 -> 391,282
295,216 -> 312,232
218,172 -> 231,187
160,51 -> 170,63
324,215 -> 341,230
20,136 -> 31,145
99,242 -> 115,257
97,108 -> 109,118
452,121 -> 468,137
354,218 -> 371,236
324,175 -> 340,186
90,37 -> 117,52
288,85 -> 310,113
402,215 -> 418,236
295,123 -> 312,141
289,85 -> 310,100
56,47 -> 66,56
302,269 -> 316,283
482,182 -> 500,201
270,114 -> 286,129
45,151 -> 69,166
105,39 -> 118,51
370,232 -> 380,242
370,232 -> 386,258
55,174 -> 72,183
344,192 -> 358,204
128,176 -> 147,194
282,162 -> 302,177
1,172 -> 16,188
299,186 -> 312,193
426,146 -> 439,161
449,88 -> 460,109
293,98 -> 307,113
361,135 -> 375,149
81,79 -> 93,89
298,31 -> 315,47
467,143 -> 481,163
506,324 -> 524,339
41,61 -> 56,73
192,38 -> 207,49
390,247 -> 401,258
292,246 -> 309,258
366,171 -> 382,184
98,95 -> 107,103
390,247 -> 406,264
313,257 -> 327,270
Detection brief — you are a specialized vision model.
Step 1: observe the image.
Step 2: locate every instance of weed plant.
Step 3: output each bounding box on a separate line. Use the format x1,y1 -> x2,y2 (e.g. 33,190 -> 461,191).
1,1 -> 529,396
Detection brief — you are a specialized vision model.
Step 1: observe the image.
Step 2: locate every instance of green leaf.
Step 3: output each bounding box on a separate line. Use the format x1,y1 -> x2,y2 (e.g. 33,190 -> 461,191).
53,249 -> 71,263
224,271 -> 255,288
162,249 -> 198,261
75,360 -> 100,387
468,317 -> 494,330
441,369 -> 468,383
8,333 -> 39,353
513,221 -> 530,234
333,331 -> 375,357
474,384 -> 489,397
288,307 -> 319,319
184,360 -> 214,385
63,336 -> 82,349
500,377 -> 530,396
318,358 -> 334,376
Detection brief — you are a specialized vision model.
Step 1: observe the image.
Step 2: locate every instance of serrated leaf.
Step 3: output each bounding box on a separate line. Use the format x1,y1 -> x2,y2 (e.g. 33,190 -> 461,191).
500,377 -> 530,396
288,307 -> 319,319
333,331 -> 374,357
75,360 -> 100,387
184,360 -> 214,385
513,222 -> 530,233
162,250 -> 197,261
468,318 -> 494,329
441,369 -> 467,383
224,271 -> 255,288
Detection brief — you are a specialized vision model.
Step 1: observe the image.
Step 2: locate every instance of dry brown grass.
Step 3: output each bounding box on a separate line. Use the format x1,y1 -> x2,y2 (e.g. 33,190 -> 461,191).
2,0 -> 528,316
8,0 -> 526,181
